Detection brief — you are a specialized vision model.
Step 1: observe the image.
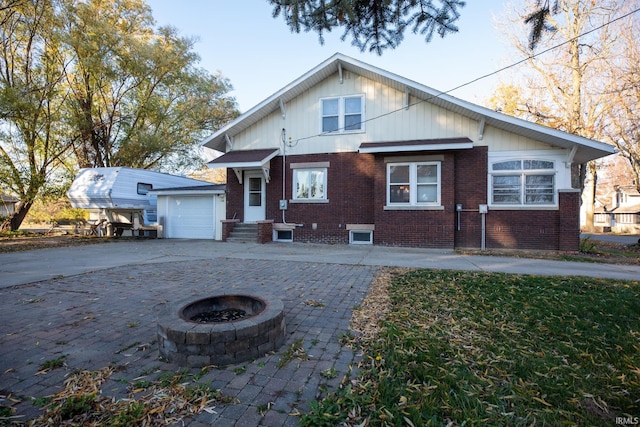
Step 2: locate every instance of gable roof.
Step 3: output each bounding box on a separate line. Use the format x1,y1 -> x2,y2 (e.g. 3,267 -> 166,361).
202,53 -> 615,164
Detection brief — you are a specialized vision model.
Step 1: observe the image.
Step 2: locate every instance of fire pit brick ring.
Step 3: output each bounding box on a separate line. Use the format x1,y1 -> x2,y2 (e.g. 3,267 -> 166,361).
157,293 -> 286,367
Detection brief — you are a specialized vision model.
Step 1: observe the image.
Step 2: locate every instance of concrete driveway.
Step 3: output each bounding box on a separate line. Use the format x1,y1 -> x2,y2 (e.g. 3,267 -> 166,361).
1,239 -> 640,289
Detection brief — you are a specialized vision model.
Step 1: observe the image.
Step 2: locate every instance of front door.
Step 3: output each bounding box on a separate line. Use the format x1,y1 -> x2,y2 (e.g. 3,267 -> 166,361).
244,172 -> 265,223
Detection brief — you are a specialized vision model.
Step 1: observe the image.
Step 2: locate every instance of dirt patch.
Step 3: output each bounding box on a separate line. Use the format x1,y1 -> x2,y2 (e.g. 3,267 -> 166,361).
0,233 -> 112,253
457,239 -> 640,266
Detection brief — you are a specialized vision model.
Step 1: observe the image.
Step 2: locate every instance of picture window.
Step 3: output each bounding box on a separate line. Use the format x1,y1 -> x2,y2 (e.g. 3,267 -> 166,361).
490,159 -> 555,205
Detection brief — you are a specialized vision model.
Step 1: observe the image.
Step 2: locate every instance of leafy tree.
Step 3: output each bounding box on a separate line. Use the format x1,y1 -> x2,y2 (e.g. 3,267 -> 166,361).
0,0 -> 73,231
269,0 -> 466,54
0,0 -> 239,231
61,0 -> 238,171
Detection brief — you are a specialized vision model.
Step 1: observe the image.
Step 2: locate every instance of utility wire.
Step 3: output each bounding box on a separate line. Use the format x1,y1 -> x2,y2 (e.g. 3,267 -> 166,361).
289,6 -> 640,146
446,6 -> 640,97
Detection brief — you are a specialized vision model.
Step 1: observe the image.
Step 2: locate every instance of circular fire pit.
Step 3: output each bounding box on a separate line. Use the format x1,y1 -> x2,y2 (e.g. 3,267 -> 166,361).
181,295 -> 265,323
157,293 -> 286,367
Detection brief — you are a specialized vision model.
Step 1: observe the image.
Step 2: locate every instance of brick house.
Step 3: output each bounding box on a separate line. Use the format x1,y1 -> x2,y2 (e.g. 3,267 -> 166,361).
203,53 -> 615,251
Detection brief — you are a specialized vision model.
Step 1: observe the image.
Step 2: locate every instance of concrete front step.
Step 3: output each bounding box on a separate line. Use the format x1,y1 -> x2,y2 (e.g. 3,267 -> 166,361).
227,223 -> 258,243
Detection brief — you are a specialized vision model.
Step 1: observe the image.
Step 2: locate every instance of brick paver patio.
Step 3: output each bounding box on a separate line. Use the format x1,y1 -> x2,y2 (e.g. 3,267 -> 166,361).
0,257 -> 377,426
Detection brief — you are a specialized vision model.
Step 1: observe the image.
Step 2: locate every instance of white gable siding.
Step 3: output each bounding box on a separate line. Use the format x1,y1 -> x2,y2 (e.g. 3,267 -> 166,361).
482,126 -> 558,151
230,70 -> 561,156
230,113 -> 283,151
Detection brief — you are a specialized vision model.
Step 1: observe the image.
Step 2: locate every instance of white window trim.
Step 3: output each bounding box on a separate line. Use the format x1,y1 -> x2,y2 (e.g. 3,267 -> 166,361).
319,94 -> 365,134
273,228 -> 294,242
292,167 -> 328,202
349,230 -> 373,244
386,161 -> 441,208
488,157 -> 559,208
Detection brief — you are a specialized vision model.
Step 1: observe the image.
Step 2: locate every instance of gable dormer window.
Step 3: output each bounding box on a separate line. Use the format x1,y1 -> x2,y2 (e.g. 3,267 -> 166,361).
320,95 -> 364,133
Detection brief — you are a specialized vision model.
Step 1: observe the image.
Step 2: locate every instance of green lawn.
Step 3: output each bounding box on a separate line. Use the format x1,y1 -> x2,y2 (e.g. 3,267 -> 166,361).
303,270 -> 640,426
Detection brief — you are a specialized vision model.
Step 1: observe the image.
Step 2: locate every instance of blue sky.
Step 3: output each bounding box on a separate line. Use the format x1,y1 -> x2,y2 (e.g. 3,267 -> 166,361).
146,1 -> 512,113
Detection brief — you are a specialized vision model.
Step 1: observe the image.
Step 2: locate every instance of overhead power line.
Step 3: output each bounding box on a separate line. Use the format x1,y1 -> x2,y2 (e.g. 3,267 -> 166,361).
289,6 -> 640,146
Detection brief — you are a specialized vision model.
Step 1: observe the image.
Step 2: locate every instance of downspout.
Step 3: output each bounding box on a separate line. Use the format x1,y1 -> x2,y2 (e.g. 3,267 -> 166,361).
282,128 -> 288,225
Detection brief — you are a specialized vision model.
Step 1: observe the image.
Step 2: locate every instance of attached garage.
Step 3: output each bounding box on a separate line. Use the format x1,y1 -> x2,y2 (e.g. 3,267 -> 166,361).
153,185 -> 226,240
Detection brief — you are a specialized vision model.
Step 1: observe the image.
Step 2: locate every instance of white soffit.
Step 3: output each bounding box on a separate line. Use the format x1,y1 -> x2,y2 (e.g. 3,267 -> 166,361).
359,138 -> 474,154
201,53 -> 616,164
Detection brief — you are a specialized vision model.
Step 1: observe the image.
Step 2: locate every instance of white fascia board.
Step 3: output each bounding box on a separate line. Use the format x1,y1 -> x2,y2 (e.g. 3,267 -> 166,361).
152,190 -> 223,196
359,142 -> 474,154
201,52 -> 616,160
342,54 -> 616,157
201,54 -> 343,151
218,160 -> 265,169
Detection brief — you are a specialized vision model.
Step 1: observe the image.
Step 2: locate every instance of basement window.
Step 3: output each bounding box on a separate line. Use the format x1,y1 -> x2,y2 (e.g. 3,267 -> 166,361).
350,230 -> 373,245
274,229 -> 293,242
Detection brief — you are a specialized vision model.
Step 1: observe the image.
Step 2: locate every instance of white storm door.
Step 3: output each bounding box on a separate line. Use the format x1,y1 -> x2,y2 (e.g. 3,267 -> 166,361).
244,172 -> 265,223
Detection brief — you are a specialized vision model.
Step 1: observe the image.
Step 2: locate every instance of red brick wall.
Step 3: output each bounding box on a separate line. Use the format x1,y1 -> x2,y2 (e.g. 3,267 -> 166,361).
266,152 -> 375,244
482,190 -> 579,252
373,152 -> 457,248
486,210 -> 560,250
221,219 -> 238,241
225,171 -> 244,221
257,220 -> 274,244
222,147 -> 581,251
454,147 -> 488,248
558,190 -> 581,251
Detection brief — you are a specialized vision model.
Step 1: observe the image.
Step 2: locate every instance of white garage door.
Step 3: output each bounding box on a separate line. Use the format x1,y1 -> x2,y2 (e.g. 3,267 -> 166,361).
166,196 -> 215,239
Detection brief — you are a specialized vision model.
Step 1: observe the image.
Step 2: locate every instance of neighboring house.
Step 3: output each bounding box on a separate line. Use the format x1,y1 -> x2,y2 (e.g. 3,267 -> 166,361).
595,185 -> 640,234
0,193 -> 18,217
203,53 -> 616,251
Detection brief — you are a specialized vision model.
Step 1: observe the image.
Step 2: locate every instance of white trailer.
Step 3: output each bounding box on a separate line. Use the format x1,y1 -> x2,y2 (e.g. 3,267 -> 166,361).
68,167 -> 212,236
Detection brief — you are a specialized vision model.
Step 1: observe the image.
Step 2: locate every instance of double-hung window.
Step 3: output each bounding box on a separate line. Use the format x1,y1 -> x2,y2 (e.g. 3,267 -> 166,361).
293,168 -> 327,201
490,159 -> 555,205
321,95 -> 364,133
387,162 -> 441,207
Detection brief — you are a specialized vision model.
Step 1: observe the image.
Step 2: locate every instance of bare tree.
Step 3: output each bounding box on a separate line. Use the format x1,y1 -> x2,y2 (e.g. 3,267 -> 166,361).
493,0 -> 623,231
603,10 -> 640,192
